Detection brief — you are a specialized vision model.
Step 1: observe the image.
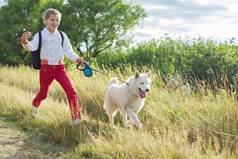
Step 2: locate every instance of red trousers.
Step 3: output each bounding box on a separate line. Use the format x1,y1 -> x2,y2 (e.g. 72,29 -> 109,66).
32,65 -> 81,120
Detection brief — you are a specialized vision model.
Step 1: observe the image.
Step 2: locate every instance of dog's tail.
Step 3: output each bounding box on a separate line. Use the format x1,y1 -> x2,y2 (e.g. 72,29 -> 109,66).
108,77 -> 119,86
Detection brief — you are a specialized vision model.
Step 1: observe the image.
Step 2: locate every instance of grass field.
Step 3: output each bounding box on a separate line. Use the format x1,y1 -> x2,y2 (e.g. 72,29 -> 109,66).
0,65 -> 238,159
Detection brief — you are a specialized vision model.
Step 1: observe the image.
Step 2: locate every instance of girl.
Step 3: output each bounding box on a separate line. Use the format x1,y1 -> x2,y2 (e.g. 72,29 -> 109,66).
20,8 -> 85,125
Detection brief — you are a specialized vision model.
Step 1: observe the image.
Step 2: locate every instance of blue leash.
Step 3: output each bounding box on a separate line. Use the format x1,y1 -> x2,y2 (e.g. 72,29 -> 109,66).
76,63 -> 103,77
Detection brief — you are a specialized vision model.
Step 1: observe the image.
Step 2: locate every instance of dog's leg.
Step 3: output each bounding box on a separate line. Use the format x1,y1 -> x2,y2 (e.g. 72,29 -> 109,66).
109,114 -> 115,128
104,96 -> 117,128
122,111 -> 133,127
122,113 -> 127,126
124,107 -> 142,128
122,113 -> 132,128
127,117 -> 134,126
107,110 -> 116,128
106,107 -> 117,128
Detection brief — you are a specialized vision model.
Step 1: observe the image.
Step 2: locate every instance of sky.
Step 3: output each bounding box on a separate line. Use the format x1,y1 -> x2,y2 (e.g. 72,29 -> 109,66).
1,0 -> 238,43
130,0 -> 238,43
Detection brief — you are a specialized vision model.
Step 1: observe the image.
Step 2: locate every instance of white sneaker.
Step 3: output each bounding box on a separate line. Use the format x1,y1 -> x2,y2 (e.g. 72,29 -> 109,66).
72,119 -> 82,126
32,106 -> 38,118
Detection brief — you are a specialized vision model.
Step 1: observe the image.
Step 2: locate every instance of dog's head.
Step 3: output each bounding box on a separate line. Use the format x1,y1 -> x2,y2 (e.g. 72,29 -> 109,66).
128,71 -> 151,99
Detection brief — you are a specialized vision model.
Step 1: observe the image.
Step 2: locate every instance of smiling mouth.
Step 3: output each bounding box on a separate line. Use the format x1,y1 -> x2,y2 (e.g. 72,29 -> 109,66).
139,88 -> 146,98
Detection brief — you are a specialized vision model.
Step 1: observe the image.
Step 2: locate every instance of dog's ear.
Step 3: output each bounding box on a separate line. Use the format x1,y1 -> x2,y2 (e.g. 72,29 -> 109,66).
135,71 -> 140,78
146,70 -> 152,78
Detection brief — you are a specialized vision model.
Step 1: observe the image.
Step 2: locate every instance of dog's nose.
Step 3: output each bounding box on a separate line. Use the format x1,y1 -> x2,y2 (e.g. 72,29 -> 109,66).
146,88 -> 149,92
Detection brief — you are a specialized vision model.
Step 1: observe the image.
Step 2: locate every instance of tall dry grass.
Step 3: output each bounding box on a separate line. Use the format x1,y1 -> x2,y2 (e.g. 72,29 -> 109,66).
0,65 -> 238,159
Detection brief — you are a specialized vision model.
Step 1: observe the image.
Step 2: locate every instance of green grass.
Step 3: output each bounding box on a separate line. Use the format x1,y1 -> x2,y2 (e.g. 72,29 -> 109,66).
0,65 -> 238,158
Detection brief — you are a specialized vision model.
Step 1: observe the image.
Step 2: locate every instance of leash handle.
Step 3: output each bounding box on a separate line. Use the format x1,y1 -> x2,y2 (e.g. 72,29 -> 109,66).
76,63 -> 105,77
76,63 -> 93,77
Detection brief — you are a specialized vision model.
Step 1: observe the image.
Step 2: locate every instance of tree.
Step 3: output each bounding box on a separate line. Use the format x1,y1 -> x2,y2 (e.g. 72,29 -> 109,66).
0,0 -> 41,65
61,0 -> 145,60
0,0 -> 145,65
0,0 -> 63,65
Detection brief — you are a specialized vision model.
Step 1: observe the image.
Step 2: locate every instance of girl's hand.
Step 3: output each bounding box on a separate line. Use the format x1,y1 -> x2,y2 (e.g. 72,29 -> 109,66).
76,58 -> 88,68
20,31 -> 32,45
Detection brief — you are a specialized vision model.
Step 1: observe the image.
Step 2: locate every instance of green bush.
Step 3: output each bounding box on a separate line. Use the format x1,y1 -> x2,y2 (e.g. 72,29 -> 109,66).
97,37 -> 238,87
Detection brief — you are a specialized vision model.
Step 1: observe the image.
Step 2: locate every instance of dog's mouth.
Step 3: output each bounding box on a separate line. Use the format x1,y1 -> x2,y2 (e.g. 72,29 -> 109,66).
139,88 -> 149,98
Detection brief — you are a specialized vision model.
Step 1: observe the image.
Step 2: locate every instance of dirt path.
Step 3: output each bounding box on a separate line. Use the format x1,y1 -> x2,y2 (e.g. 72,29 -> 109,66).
0,118 -> 27,159
0,117 -> 62,159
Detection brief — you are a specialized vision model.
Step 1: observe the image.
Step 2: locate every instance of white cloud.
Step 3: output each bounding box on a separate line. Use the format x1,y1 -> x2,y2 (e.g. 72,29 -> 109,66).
129,0 -> 238,43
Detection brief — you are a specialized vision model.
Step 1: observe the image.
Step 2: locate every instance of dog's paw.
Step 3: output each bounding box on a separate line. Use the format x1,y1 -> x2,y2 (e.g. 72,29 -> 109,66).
124,123 -> 132,128
110,123 -> 116,128
128,119 -> 134,125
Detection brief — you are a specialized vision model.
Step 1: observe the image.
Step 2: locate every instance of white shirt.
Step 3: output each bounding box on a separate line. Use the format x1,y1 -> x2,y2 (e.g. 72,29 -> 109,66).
25,28 -> 79,65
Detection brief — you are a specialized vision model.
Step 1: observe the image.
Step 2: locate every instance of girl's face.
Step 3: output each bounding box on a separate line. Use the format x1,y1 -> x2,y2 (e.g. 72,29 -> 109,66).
45,14 -> 60,33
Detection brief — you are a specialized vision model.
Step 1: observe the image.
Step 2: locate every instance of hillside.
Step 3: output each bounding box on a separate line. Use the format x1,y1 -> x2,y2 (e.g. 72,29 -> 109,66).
0,65 -> 238,159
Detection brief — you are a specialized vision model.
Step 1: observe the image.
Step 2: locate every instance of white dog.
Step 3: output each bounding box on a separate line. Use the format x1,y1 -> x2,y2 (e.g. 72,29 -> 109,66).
104,72 -> 151,128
